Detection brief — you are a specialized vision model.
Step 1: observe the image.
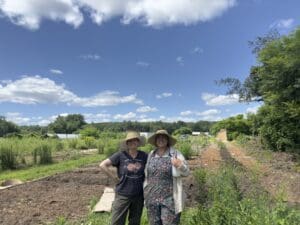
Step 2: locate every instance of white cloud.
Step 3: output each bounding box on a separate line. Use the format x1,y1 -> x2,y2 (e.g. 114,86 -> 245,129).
197,109 -> 220,116
0,0 -> 83,30
197,109 -> 222,120
80,54 -> 101,60
5,112 -> 54,126
0,0 -> 236,29
176,56 -> 184,66
120,0 -> 237,27
136,61 -> 150,67
0,75 -> 143,106
136,106 -> 158,113
50,69 -> 63,75
180,110 -> 193,116
83,113 -> 111,123
180,109 -> 221,121
192,46 -> 203,54
114,112 -> 136,120
246,105 -> 260,114
270,18 -> 294,29
201,93 -> 239,106
156,92 -> 173,99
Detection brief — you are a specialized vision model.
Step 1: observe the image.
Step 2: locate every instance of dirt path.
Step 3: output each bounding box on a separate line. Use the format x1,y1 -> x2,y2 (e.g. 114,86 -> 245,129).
225,143 -> 300,205
183,143 -> 224,205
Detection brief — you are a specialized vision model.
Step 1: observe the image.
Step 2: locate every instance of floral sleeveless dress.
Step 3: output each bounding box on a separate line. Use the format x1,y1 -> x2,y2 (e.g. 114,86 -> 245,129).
144,152 -> 180,225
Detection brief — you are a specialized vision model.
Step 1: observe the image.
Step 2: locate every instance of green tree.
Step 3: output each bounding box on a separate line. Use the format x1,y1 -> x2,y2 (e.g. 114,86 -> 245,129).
173,127 -> 192,136
210,115 -> 251,141
80,125 -> 100,138
0,116 -> 20,137
218,28 -> 300,151
48,114 -> 86,134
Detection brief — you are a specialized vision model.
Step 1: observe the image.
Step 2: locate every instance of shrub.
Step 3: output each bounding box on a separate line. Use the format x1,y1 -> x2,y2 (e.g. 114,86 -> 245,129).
32,144 -> 53,165
54,141 -> 64,151
193,168 -> 208,204
176,141 -> 192,159
67,139 -> 78,149
76,139 -> 89,150
236,134 -> 251,146
140,143 -> 153,153
83,136 -> 97,149
97,143 -> 105,154
0,145 -> 17,169
80,126 -> 100,138
104,139 -> 120,157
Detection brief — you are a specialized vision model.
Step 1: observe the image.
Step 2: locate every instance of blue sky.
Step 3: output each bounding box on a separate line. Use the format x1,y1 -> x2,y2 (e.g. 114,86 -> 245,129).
0,0 -> 299,126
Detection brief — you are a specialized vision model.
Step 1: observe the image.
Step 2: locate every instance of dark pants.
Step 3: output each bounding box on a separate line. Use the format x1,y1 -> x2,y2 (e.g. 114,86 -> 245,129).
111,193 -> 144,225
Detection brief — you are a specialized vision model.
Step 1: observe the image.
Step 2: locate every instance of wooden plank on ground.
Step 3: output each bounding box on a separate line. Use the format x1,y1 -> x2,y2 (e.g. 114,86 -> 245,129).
93,187 -> 115,213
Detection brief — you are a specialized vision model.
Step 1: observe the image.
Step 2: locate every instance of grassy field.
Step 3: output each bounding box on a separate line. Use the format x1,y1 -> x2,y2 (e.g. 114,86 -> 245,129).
0,153 -> 104,183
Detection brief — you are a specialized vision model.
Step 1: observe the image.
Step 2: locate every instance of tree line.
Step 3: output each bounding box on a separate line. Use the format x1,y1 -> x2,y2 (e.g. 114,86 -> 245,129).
0,114 -> 214,137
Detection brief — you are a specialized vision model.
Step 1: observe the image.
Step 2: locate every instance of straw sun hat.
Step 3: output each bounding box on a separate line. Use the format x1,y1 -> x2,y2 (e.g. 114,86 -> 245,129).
120,131 -> 146,149
148,129 -> 177,147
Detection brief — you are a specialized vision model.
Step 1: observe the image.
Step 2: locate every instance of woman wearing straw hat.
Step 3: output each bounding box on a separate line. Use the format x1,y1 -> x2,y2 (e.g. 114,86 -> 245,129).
144,130 -> 189,225
100,131 -> 148,225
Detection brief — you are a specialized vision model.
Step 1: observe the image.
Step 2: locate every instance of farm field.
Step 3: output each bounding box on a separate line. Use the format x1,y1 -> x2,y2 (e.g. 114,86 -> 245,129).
0,137 -> 299,225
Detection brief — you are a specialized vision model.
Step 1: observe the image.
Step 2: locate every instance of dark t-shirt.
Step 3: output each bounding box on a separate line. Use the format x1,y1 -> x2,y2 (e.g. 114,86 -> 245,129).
109,150 -> 148,197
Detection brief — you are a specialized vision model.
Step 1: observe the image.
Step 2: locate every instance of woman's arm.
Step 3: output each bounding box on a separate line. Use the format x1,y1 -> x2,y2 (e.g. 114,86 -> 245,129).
99,158 -> 119,183
171,151 -> 190,177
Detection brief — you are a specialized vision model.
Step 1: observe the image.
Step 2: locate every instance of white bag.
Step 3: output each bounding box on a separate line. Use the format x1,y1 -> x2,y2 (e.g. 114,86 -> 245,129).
172,165 -> 181,177
171,150 -> 181,177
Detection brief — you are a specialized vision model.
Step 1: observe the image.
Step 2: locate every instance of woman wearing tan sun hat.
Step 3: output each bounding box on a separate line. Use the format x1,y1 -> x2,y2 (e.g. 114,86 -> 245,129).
100,131 -> 148,225
144,130 -> 189,225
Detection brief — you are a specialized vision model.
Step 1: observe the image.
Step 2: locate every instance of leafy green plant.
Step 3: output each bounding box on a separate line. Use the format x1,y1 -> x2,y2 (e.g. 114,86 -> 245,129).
83,136 -> 97,149
176,141 -> 192,159
103,139 -> 120,157
193,168 -> 208,204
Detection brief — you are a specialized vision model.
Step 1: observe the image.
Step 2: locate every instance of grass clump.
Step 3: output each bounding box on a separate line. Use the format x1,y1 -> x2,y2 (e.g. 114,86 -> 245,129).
0,145 -> 18,170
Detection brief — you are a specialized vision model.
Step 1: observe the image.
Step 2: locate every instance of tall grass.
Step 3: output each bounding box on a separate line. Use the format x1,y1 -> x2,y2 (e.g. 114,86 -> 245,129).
33,144 -> 53,165
183,166 -> 300,225
0,145 -> 18,169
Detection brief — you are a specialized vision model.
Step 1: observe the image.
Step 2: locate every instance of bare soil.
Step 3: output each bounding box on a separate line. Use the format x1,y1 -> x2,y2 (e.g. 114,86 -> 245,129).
0,165 -> 115,225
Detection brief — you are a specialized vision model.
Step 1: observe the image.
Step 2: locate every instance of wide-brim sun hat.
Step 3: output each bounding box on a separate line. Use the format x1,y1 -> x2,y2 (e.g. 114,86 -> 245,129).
120,131 -> 146,149
148,129 -> 177,147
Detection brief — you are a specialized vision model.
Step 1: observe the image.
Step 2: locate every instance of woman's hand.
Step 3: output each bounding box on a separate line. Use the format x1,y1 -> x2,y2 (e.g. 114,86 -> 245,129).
171,158 -> 183,168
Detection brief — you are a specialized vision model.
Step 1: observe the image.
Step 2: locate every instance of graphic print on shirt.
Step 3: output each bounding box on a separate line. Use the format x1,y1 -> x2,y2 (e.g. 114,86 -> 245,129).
124,159 -> 144,178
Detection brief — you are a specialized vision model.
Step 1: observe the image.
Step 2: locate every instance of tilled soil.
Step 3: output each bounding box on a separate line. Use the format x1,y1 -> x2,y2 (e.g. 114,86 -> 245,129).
0,166 -> 115,225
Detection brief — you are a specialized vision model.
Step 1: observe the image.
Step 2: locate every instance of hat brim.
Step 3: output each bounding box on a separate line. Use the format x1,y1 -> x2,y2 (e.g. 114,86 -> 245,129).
120,136 -> 146,150
148,133 -> 177,146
